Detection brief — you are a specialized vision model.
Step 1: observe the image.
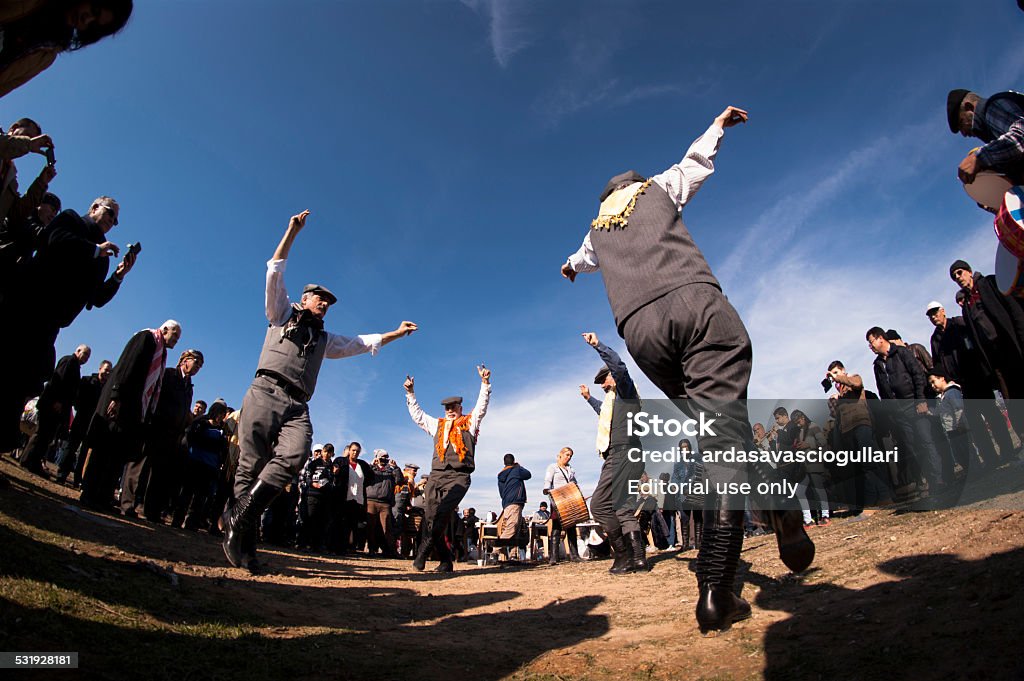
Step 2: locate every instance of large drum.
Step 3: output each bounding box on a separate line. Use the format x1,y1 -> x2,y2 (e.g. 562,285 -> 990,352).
964,169 -> 1012,210
995,186 -> 1024,259
549,483 -> 589,527
995,241 -> 1024,298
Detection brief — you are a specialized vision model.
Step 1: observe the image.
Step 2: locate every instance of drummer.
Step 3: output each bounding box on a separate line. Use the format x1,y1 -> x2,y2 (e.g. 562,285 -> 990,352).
543,447 -> 584,565
947,89 -> 1024,185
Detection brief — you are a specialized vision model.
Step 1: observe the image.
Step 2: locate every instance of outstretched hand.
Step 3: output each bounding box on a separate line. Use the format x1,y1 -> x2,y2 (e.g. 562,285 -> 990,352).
478,365 -> 491,384
579,384 -> 591,400
715,105 -> 749,129
404,375 -> 415,393
560,262 -> 577,282
582,332 -> 599,347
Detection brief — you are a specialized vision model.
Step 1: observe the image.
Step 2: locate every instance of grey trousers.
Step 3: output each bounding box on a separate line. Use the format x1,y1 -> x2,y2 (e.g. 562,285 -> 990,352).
590,443 -> 643,534
622,283 -> 755,495
233,375 -> 313,498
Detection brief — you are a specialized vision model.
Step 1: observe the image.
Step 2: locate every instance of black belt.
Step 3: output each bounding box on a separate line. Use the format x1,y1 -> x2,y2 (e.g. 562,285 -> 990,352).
255,370 -> 308,402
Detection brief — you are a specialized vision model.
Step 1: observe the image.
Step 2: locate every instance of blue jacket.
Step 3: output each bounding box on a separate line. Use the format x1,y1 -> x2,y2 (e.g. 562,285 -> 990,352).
497,464 -> 532,507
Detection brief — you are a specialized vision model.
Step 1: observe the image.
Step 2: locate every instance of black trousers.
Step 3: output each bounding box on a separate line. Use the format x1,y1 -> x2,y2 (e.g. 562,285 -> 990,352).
0,323 -> 57,453
173,459 -> 219,529
19,404 -> 61,470
590,444 -> 643,535
621,284 -> 754,498
420,468 -> 470,559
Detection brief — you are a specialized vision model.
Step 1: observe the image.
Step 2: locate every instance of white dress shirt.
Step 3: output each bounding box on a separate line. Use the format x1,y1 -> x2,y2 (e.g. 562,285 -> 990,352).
407,382 -> 492,446
266,259 -> 382,358
565,123 -> 724,273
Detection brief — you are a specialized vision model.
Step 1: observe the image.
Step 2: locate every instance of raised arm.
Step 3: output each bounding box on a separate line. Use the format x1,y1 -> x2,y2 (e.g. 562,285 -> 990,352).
404,375 -> 439,436
583,332 -> 637,399
265,211 -> 310,324
649,106 -> 748,211
469,365 -> 492,435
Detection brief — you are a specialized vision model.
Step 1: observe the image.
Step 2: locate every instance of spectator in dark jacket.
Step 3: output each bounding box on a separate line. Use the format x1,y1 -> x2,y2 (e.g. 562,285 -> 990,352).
79,320 -> 180,511
496,453 -> 532,554
0,195 -> 135,456
950,260 -> 1024,434
927,301 -> 1015,467
121,349 -> 201,520
867,326 -> 946,496
173,399 -> 227,531
19,343 -> 89,476
364,449 -> 403,557
55,358 -> 111,486
329,442 -> 372,554
297,444 -> 333,551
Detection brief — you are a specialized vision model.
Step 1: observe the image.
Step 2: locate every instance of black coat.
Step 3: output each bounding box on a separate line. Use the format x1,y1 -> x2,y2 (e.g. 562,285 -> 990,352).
333,458 -> 373,504
872,343 -> 928,402
365,464 -> 403,504
26,209 -> 121,329
930,316 -> 992,394
39,353 -> 81,413
147,367 -> 193,439
962,274 -> 1024,386
95,330 -> 161,431
70,373 -> 105,438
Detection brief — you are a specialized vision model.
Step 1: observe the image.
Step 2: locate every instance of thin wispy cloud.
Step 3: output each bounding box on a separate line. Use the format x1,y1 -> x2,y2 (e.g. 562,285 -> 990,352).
461,0 -> 534,68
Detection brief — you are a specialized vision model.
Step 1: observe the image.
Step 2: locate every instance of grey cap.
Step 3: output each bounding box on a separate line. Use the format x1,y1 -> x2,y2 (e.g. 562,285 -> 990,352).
440,396 -> 463,407
599,170 -> 647,202
303,283 -> 337,305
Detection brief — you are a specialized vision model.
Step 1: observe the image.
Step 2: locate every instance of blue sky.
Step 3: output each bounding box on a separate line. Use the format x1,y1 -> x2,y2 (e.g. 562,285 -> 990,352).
4,0 -> 1021,513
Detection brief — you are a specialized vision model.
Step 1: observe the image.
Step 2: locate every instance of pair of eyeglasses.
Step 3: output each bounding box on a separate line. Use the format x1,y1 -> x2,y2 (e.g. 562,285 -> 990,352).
99,204 -> 118,225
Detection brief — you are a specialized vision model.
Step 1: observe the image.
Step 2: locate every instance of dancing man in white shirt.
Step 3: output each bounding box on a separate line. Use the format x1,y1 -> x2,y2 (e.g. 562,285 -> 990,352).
404,366 -> 491,573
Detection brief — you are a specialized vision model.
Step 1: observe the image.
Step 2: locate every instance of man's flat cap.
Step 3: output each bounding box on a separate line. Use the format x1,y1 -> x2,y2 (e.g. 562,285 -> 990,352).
441,396 -> 463,407
947,89 -> 970,133
303,283 -> 337,305
594,366 -> 610,384
599,170 -> 647,202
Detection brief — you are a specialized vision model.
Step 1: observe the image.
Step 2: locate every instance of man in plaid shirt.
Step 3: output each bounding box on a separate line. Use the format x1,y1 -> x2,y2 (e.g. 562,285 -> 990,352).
948,88 -> 1024,184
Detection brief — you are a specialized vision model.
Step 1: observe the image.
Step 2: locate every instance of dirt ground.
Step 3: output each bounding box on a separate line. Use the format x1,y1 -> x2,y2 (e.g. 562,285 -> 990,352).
1,456 -> 1023,681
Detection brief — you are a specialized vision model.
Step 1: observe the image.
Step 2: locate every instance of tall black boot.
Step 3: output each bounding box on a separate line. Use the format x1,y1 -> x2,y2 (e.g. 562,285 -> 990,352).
627,530 -> 652,572
222,480 -> 280,569
412,522 -> 433,571
549,530 -> 561,565
693,515 -> 703,551
432,528 -> 454,573
694,504 -> 750,633
607,527 -> 633,575
566,528 -> 583,562
767,509 -> 815,573
680,513 -> 692,550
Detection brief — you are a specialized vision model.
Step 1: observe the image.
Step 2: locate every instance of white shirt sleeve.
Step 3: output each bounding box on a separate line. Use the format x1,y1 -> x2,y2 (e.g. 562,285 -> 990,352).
544,463 -> 556,493
406,392 -> 439,436
649,123 -> 724,212
469,382 -> 492,436
266,259 -> 292,326
323,332 -> 382,359
565,231 -> 600,273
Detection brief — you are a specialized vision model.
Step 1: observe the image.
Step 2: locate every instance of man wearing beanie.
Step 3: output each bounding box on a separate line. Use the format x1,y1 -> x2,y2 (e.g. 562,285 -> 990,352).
222,210 -> 417,572
949,259 -> 1024,436
560,105 -> 814,633
947,88 -> 1024,185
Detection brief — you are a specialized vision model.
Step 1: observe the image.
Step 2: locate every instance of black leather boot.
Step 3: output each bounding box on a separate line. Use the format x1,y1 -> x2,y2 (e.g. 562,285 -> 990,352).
627,530 -> 652,572
549,530 -> 561,565
607,527 -> 633,575
566,528 -> 583,562
412,523 -> 433,571
694,501 -> 750,633
432,528 -> 454,573
767,509 -> 815,574
222,480 -> 280,569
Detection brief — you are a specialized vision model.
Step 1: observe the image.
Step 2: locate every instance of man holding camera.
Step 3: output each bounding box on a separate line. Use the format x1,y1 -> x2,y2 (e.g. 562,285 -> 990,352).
222,209 -> 417,572
0,195 -> 136,457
